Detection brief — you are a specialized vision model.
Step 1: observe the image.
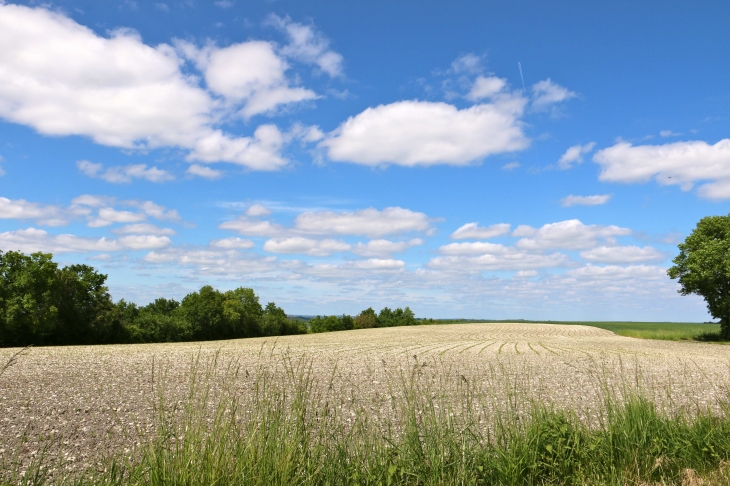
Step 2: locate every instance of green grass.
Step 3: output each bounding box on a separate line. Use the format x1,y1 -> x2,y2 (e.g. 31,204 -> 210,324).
6,354 -> 730,485
432,319 -> 725,342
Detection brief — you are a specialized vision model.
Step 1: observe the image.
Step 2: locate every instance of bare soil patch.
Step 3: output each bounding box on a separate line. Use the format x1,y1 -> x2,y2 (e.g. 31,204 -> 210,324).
1,323 -> 729,475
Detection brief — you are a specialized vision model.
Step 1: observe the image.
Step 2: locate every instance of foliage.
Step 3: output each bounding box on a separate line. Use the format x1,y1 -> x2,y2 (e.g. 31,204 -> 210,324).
668,214 -> 730,338
0,251 -> 308,347
353,307 -> 377,329
0,251 -> 114,347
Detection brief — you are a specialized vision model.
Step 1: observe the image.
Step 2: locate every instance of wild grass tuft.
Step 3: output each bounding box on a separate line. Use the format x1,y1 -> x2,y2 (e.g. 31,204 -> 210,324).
8,353 -> 730,485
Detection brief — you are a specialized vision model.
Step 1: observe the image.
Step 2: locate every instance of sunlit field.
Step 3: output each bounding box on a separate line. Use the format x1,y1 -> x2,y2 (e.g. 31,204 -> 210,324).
3,323 -> 730,485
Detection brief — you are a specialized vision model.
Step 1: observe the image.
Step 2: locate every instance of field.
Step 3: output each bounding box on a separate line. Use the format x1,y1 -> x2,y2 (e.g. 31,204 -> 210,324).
435,320 -> 724,341
2,322 -> 730,484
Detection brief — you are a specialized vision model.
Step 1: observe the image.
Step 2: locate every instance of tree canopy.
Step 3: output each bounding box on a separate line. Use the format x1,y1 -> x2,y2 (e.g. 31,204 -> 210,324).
668,214 -> 730,338
0,250 -> 422,347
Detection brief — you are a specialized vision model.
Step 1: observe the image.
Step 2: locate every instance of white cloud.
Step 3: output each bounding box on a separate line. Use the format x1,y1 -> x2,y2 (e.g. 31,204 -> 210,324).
186,125 -> 288,170
352,238 -> 423,257
71,196 -> 180,227
564,264 -> 666,282
0,4 -> 303,170
70,195 -> 114,207
268,15 -> 344,77
180,39 -> 318,118
186,164 -> 223,180
429,251 -> 571,272
112,223 -> 175,235
579,245 -> 666,264
263,237 -> 350,256
0,228 -> 171,253
439,241 -> 508,256
514,219 -> 631,250
558,142 -> 596,169
352,258 -> 405,270
88,208 -> 147,227
451,222 -> 510,240
0,197 -> 71,226
219,217 -> 285,236
77,160 -> 174,183
143,248 -> 279,277
531,79 -> 576,111
502,162 -> 520,170
449,54 -> 483,75
220,207 -> 434,239
246,203 -> 272,217
294,207 -> 433,237
209,237 -> 255,249
320,98 -> 528,167
467,76 -> 507,101
560,194 -> 611,207
660,130 -> 682,137
593,139 -> 730,199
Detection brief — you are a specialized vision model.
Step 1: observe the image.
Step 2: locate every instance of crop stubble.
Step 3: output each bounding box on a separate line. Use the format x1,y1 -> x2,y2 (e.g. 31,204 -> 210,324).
1,323 -> 729,475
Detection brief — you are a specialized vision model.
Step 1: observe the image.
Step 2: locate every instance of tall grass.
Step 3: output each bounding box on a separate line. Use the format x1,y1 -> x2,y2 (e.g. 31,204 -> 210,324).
6,353 -> 730,485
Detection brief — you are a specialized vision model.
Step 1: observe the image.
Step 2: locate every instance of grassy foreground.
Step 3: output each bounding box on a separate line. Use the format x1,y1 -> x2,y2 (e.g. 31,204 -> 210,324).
5,354 -> 730,486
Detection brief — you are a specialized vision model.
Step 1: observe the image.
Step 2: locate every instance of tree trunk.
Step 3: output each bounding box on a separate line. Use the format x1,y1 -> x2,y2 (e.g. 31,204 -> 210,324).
722,316 -> 730,340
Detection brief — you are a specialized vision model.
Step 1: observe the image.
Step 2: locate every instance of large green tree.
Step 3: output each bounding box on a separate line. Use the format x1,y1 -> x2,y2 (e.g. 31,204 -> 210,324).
0,251 -> 114,346
668,215 -> 730,339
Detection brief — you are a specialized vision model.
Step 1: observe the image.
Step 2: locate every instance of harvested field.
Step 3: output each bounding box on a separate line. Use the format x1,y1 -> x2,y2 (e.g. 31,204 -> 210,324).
1,323 -> 729,477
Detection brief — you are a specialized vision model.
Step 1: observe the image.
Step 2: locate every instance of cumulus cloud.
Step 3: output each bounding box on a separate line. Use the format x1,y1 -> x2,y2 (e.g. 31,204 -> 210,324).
246,204 -> 272,217
593,139 -> 730,199
438,241 -> 508,256
186,125 -> 288,170
263,237 -> 350,256
451,222 -> 510,240
531,79 -> 576,111
209,237 -> 255,249
514,219 -> 631,250
429,251 -> 571,272
558,142 -> 596,169
186,164 -> 223,180
579,245 -> 666,264
220,206 -> 434,239
218,217 -> 285,237
467,76 -> 507,101
70,195 -> 181,227
77,160 -> 174,183
294,207 -> 433,237
0,197 -> 76,226
560,194 -> 611,207
111,223 -> 175,235
178,39 -> 318,118
320,97 -> 529,167
0,228 -> 171,253
352,238 -> 423,257
564,264 -> 666,282
268,15 -> 344,77
143,248 -> 278,276
0,4 -> 316,170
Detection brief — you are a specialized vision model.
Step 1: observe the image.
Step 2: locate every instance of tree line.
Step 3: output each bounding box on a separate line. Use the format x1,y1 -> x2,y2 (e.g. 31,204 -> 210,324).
0,251 -> 425,347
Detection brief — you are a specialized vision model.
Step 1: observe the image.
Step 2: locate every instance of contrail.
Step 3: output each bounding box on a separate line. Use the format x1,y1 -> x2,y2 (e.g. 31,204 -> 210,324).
518,61 -> 539,165
518,62 -> 526,92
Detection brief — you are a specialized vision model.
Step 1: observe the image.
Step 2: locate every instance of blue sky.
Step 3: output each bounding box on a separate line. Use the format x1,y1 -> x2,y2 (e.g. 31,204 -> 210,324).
1,0 -> 728,320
